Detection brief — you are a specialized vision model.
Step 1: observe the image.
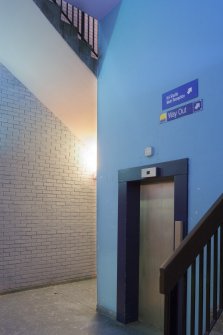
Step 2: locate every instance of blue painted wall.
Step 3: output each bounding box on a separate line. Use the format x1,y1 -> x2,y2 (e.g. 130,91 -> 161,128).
97,0 -> 223,313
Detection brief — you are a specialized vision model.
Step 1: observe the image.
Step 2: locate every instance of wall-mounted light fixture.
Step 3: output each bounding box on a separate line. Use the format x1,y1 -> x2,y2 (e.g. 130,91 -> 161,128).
81,138 -> 97,179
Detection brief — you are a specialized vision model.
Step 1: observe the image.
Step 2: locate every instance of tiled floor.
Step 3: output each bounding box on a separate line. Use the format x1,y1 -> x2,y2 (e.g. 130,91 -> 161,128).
0,279 -> 161,335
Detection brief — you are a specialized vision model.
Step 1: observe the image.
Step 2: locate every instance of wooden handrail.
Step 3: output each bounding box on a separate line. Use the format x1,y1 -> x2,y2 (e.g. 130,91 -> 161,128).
160,194 -> 223,295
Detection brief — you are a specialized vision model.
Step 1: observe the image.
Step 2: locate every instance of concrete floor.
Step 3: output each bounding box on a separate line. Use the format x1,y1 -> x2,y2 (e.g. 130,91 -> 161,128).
211,313 -> 223,335
1,278 -> 222,335
0,279 -> 161,335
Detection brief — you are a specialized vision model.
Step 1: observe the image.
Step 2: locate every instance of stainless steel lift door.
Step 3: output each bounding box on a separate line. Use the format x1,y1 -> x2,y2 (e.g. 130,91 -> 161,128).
139,180 -> 174,331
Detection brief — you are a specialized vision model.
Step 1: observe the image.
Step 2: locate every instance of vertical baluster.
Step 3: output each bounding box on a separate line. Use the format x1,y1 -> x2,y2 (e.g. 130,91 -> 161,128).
164,293 -> 171,335
77,9 -> 78,29
213,231 -> 218,320
68,4 -> 71,23
69,5 -> 71,23
59,0 -> 62,12
72,5 -> 74,26
163,284 -> 179,335
61,0 -> 64,21
198,249 -> 204,335
77,9 -> 80,34
81,11 -> 85,39
66,1 -> 68,18
88,16 -> 90,44
182,273 -> 187,335
93,18 -> 95,53
60,0 -> 62,21
75,7 -> 77,28
220,225 -> 223,310
164,288 -> 178,335
191,261 -> 196,335
206,240 -> 211,332
95,20 -> 98,55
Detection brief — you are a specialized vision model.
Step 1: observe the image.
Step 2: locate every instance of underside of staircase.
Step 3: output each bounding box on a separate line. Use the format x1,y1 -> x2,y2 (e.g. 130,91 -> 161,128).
33,0 -> 98,75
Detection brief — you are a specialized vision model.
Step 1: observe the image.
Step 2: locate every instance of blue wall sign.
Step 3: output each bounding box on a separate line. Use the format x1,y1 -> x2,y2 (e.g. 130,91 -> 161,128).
162,79 -> 199,110
160,99 -> 203,123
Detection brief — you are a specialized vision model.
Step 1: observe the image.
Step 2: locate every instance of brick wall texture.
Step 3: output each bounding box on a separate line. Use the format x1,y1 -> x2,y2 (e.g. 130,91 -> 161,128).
0,64 -> 96,293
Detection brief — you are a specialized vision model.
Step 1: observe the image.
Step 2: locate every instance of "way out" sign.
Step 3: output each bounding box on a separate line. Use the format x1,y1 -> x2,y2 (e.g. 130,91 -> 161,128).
160,100 -> 203,123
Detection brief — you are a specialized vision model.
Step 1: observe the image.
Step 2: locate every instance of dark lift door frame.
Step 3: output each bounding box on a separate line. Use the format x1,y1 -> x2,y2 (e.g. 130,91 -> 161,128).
117,158 -> 188,324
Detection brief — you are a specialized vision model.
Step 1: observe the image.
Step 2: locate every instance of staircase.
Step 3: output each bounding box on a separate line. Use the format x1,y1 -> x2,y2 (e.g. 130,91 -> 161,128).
33,0 -> 98,75
160,195 -> 223,335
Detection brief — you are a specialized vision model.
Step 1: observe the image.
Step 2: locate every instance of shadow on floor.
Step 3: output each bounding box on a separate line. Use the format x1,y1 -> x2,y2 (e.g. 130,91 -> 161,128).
0,279 -> 161,335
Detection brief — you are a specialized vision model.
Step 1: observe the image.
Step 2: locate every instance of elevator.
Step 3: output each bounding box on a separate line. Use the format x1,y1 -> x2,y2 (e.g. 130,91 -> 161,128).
117,159 -> 188,328
139,180 -> 174,331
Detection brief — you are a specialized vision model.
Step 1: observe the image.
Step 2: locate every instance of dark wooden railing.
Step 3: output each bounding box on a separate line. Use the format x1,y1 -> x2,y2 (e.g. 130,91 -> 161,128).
51,0 -> 98,58
160,195 -> 223,335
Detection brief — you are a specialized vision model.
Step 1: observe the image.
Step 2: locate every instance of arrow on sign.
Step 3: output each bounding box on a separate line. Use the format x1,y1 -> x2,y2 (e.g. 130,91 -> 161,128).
187,87 -> 193,95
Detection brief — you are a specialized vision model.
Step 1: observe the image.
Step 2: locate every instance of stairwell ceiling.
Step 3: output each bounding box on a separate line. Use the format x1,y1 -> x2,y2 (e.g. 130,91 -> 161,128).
65,0 -> 120,19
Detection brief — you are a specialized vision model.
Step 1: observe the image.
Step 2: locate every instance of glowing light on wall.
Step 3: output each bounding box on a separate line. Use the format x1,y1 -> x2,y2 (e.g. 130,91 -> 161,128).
81,139 -> 97,178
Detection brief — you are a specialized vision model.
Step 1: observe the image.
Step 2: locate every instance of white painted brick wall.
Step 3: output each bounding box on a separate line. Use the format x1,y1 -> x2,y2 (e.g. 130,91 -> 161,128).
0,64 -> 96,293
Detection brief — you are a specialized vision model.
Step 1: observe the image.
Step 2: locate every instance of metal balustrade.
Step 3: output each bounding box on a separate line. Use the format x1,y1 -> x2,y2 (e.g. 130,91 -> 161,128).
50,0 -> 98,58
160,195 -> 223,335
